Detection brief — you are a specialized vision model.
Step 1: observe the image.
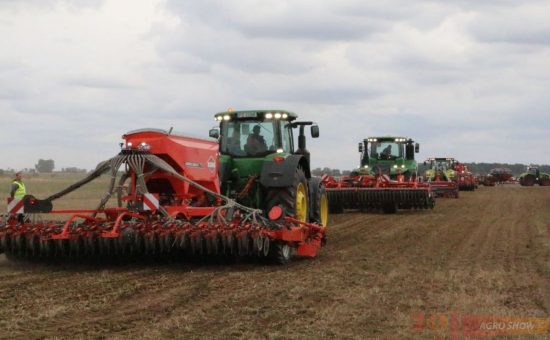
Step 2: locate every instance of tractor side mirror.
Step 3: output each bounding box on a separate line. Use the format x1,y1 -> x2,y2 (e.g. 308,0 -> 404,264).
311,125 -> 319,138
358,143 -> 363,153
209,128 -> 220,139
415,143 -> 420,153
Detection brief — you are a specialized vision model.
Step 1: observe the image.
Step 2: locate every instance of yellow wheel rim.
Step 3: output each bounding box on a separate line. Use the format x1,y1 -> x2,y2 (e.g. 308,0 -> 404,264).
295,182 -> 308,222
320,193 -> 328,227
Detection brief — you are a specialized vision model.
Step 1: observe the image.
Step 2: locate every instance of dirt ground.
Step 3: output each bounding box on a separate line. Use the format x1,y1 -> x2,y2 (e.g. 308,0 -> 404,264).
1,185 -> 549,339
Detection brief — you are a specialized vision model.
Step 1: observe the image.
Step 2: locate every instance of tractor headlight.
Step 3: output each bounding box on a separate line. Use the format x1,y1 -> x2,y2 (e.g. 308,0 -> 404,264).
223,115 -> 231,121
401,165 -> 406,168
364,165 -> 369,169
215,116 -> 223,121
138,142 -> 151,151
282,113 -> 288,119
265,113 -> 273,119
126,142 -> 133,148
393,165 -> 398,168
274,113 -> 282,119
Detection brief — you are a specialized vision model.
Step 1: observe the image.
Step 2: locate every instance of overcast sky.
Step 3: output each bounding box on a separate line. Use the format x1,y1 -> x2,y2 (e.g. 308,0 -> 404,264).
1,0 -> 549,171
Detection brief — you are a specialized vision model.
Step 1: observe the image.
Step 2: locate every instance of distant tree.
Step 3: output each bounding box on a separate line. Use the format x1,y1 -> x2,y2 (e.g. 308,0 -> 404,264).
35,159 -> 55,173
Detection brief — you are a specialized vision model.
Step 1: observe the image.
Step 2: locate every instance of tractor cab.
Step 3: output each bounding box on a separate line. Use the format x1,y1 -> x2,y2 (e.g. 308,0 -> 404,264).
210,110 -> 319,158
358,136 -> 419,179
209,109 -> 326,230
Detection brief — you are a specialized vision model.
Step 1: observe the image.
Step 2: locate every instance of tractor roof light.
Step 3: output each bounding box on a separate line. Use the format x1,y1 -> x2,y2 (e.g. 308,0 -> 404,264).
223,115 -> 231,121
265,113 -> 273,119
274,113 -> 282,119
364,165 -> 369,169
215,116 -> 223,121
367,138 -> 378,142
401,165 -> 406,168
393,165 -> 398,168
282,113 -> 288,119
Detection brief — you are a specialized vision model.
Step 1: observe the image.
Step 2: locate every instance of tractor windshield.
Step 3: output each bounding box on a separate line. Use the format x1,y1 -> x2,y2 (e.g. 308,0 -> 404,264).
371,141 -> 402,160
221,119 -> 289,157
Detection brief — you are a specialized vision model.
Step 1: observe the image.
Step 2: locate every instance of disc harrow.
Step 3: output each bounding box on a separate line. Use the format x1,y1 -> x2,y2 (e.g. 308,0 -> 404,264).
322,174 -> 435,214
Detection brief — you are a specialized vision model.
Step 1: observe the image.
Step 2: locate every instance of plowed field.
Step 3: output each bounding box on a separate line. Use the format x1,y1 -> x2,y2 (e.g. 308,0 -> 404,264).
1,185 -> 549,339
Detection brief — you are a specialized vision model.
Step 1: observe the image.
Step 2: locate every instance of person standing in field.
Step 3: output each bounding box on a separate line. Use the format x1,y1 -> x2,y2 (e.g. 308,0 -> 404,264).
10,171 -> 26,223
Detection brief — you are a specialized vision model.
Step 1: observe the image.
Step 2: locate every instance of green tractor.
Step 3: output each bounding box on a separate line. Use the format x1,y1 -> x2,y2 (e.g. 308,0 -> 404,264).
518,165 -> 550,186
424,158 -> 457,182
357,136 -> 420,178
209,110 -> 328,246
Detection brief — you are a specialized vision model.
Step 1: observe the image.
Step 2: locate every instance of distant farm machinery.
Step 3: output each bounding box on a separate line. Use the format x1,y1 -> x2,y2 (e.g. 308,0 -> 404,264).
423,158 -> 459,198
1,110 -> 327,264
323,136 -> 435,214
518,165 -> 550,186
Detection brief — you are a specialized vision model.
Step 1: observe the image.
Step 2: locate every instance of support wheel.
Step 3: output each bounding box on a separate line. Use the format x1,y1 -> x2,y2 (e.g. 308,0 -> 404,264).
267,241 -> 291,265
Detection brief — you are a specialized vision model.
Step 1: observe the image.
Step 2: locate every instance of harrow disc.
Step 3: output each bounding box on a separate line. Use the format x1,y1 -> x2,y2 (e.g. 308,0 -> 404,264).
327,188 -> 434,214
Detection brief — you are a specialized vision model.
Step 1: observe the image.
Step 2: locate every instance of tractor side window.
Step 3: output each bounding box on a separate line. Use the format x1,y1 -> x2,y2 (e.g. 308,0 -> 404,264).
280,121 -> 292,153
221,122 -> 246,156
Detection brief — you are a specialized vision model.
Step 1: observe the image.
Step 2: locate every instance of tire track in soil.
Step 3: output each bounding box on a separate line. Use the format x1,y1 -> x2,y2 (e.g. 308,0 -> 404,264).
0,186 -> 549,339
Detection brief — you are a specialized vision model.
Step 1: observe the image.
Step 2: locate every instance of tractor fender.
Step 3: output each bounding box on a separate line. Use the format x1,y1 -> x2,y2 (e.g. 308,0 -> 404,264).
260,155 -> 310,188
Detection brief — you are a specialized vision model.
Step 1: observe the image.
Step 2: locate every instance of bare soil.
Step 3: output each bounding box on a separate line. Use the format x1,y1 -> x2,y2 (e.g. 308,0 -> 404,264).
0,185 -> 549,339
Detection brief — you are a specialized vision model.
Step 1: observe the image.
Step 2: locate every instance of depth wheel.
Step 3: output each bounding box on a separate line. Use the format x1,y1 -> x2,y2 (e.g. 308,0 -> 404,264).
267,241 -> 291,265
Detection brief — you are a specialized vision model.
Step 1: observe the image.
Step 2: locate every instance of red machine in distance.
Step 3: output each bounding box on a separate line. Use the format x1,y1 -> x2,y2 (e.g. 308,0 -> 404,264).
1,129 -> 325,263
321,172 -> 435,214
453,161 -> 476,191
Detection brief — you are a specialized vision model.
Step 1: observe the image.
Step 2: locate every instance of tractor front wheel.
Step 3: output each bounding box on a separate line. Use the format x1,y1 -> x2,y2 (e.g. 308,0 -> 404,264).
521,175 -> 535,186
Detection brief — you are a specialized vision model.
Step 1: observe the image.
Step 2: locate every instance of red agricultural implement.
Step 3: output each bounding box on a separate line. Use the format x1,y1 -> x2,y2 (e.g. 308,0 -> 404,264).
452,162 -> 476,191
423,158 -> 459,198
0,129 -> 325,264
489,168 -> 513,184
321,173 -> 435,214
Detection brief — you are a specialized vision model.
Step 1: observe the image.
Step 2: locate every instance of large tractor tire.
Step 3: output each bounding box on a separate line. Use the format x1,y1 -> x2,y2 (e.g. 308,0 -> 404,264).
308,177 -> 329,227
265,167 -> 309,264
520,175 -> 535,186
539,177 -> 550,186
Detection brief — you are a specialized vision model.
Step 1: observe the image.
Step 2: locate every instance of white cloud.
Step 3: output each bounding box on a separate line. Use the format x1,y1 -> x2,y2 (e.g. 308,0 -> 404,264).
0,0 -> 549,172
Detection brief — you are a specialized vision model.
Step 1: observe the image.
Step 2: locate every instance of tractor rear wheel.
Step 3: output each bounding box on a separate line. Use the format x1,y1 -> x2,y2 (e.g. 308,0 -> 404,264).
265,167 -> 308,264
266,167 -> 309,223
308,178 -> 328,227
